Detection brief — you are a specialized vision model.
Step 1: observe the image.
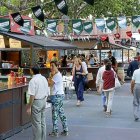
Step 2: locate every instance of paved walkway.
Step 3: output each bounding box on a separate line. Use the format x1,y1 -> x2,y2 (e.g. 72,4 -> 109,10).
6,83 -> 140,140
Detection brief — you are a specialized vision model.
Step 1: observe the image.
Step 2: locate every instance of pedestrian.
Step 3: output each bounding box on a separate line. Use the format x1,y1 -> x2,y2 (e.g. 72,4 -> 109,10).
102,62 -> 115,117
26,65 -> 49,140
107,51 -> 117,71
96,58 -> 111,112
72,58 -> 86,106
127,56 -> 139,77
131,62 -> 140,121
48,61 -> 68,137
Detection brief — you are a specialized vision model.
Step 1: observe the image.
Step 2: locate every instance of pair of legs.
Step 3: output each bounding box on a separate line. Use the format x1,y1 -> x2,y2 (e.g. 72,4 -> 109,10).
75,78 -> 84,105
133,84 -> 140,121
104,90 -> 115,114
31,99 -> 46,140
101,91 -> 106,111
51,95 -> 68,134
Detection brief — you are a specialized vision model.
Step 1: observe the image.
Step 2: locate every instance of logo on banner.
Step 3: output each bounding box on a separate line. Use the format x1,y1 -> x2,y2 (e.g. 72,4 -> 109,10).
95,18 -> 105,31
47,20 -> 57,33
0,18 -> 10,31
11,12 -> 24,26
72,19 -> 83,35
20,20 -> 31,34
83,22 -> 93,34
106,18 -> 116,31
132,16 -> 140,28
54,0 -> 68,15
31,5 -> 44,22
117,16 -> 127,29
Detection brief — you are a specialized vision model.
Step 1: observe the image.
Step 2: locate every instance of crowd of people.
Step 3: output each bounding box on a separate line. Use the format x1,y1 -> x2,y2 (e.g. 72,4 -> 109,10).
26,51 -> 140,140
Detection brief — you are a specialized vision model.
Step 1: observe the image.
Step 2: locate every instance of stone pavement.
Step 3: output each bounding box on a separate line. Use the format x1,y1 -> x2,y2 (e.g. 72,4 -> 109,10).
6,82 -> 140,140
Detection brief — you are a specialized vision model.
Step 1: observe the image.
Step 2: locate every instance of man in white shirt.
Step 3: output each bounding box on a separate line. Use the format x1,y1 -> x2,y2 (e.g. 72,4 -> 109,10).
131,62 -> 140,121
27,65 -> 49,140
96,59 -> 111,111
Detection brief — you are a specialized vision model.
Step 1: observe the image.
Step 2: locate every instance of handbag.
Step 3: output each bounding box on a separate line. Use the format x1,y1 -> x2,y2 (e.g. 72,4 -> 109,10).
115,75 -> 121,89
47,95 -> 56,104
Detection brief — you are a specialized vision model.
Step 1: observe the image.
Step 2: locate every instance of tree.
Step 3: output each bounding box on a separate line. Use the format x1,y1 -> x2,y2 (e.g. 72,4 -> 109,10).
0,0 -> 140,19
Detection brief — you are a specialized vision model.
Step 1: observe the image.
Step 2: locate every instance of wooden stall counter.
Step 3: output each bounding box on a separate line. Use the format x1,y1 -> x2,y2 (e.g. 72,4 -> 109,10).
0,83 -> 31,140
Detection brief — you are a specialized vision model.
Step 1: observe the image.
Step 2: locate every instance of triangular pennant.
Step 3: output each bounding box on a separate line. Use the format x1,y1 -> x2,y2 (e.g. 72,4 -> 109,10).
54,0 -> 68,15
31,5 -> 44,22
0,18 -> 10,32
95,18 -> 105,31
83,22 -> 93,34
84,0 -> 94,5
132,16 -> 140,28
126,31 -> 132,38
46,20 -> 58,33
106,18 -> 116,31
114,33 -> 120,39
72,19 -> 83,35
11,12 -> 24,26
117,16 -> 127,29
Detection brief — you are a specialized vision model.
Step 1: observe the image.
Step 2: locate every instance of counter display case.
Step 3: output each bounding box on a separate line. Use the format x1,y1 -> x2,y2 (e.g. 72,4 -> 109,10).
0,84 -> 31,140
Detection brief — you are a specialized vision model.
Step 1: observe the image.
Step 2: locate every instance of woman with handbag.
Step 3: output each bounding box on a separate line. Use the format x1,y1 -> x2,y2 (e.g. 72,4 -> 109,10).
72,58 -> 86,106
48,61 -> 68,137
102,62 -> 115,117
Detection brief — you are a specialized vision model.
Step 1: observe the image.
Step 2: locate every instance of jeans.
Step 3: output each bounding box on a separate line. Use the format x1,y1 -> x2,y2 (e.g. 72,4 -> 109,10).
104,90 -> 115,112
101,91 -> 106,106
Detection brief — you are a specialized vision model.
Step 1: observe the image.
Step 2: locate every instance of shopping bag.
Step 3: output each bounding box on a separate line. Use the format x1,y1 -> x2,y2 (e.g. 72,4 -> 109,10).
87,73 -> 93,81
115,76 -> 121,89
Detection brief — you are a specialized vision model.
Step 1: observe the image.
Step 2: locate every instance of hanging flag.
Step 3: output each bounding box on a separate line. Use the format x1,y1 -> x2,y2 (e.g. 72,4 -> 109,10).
11,12 -> 24,26
100,35 -> 108,41
46,20 -> 57,33
106,18 -> 116,31
0,18 -> 10,32
83,22 -> 93,34
54,0 -> 68,15
95,18 -> 105,31
126,31 -> 132,38
72,19 -> 83,35
31,5 -> 44,22
117,16 -> 127,29
84,0 -> 94,5
114,33 -> 120,39
132,16 -> 140,28
138,29 -> 140,34
20,19 -> 31,34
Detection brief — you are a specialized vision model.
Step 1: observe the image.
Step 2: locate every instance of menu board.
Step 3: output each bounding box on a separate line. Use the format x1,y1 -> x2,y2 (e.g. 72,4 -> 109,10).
9,38 -> 21,48
0,35 -> 5,48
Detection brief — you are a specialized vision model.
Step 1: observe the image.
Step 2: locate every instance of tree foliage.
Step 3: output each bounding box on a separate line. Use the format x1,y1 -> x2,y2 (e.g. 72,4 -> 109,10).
0,0 -> 140,19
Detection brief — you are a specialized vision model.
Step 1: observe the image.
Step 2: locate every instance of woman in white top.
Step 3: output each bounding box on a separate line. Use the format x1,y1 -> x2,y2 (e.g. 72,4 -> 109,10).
48,61 -> 68,137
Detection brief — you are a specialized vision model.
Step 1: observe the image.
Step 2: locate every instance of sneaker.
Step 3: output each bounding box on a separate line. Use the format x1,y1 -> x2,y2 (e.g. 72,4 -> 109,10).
134,118 -> 139,122
76,101 -> 81,106
61,131 -> 69,136
48,132 -> 59,137
103,105 -> 107,112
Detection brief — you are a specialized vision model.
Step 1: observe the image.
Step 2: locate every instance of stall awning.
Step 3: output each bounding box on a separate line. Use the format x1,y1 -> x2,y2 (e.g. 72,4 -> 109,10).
108,34 -> 132,50
0,31 -> 77,50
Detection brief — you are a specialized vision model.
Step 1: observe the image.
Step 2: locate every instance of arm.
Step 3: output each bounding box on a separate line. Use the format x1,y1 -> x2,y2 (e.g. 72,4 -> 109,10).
131,80 -> 135,94
96,68 -> 101,87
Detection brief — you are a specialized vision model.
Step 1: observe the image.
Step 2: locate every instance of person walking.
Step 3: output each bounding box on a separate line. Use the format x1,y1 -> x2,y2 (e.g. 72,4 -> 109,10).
72,58 -> 86,106
127,57 -> 139,77
102,62 -> 115,117
131,62 -> 140,121
107,51 -> 117,71
96,59 -> 111,111
27,65 -> 49,140
48,61 -> 68,137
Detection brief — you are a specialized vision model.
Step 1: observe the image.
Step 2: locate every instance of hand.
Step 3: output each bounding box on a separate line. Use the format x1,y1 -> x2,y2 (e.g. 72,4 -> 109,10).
27,105 -> 31,116
131,89 -> 134,95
